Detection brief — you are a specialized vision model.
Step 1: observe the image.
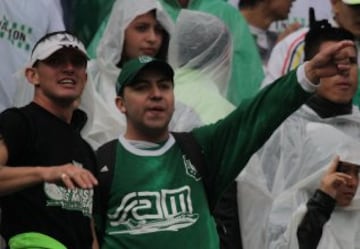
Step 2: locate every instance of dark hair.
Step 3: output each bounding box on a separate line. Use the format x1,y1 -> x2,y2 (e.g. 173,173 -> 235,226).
117,10 -> 170,67
239,0 -> 264,9
304,9 -> 355,60
155,28 -> 170,62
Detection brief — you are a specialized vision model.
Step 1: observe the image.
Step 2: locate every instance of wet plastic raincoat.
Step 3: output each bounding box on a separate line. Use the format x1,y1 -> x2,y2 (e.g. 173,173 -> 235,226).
237,105 -> 360,249
159,0 -> 264,106
266,124 -> 360,249
168,9 -> 235,125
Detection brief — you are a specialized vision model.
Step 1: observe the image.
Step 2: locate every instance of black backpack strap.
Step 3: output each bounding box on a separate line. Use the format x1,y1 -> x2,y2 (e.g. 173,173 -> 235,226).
94,139 -> 118,242
213,182 -> 242,249
171,132 -> 215,210
172,132 -> 242,249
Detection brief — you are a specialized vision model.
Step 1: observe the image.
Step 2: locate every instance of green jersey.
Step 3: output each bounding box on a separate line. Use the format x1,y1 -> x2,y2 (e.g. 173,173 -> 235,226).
98,70 -> 311,249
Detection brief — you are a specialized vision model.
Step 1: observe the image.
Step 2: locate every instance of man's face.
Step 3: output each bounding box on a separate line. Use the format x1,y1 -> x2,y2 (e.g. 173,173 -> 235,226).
123,11 -> 164,61
27,48 -> 87,105
336,162 -> 359,206
268,0 -> 295,21
333,0 -> 360,38
116,68 -> 174,141
317,41 -> 358,104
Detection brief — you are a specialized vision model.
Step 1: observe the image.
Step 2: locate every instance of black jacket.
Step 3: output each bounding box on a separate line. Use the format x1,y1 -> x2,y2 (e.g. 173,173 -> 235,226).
297,189 -> 336,249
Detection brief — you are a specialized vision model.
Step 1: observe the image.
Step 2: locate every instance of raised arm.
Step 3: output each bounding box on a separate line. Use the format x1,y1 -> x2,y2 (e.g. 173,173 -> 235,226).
194,39 -> 356,201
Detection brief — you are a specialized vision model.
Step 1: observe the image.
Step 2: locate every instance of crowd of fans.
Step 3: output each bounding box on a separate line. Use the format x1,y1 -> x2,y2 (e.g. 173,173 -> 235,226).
0,0 -> 360,248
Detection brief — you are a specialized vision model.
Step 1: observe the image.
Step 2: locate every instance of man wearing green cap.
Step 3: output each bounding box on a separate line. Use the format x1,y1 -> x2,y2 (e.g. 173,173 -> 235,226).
95,40 -> 355,249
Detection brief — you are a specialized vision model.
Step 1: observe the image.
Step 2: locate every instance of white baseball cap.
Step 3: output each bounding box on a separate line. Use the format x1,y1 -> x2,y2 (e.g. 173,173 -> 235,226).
342,0 -> 360,5
30,31 -> 88,66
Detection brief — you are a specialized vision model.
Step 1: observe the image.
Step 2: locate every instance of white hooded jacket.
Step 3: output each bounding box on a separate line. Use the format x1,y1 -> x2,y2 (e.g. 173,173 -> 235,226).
267,125 -> 360,249
237,105 -> 360,249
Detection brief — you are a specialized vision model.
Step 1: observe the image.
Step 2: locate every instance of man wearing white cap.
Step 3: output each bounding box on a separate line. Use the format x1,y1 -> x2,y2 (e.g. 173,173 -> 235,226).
0,31 -> 98,249
0,0 -> 65,113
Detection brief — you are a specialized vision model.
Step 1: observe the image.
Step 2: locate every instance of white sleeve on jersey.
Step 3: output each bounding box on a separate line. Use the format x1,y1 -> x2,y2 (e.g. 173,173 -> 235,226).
262,27 -> 309,88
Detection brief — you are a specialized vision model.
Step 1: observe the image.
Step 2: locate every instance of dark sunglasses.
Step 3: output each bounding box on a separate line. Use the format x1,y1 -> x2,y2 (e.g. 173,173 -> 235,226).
41,50 -> 87,68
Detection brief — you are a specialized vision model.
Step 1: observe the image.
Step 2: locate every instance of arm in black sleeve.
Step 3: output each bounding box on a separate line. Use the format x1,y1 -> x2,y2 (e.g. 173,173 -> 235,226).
297,189 -> 336,249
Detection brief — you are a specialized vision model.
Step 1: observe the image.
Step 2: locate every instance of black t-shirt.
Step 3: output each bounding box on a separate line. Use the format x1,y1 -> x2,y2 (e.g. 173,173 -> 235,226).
0,102 -> 97,249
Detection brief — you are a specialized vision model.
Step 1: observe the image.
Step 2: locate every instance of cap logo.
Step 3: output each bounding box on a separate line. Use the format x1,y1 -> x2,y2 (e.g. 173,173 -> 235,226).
30,32 -> 87,66
60,35 -> 70,42
138,56 -> 153,64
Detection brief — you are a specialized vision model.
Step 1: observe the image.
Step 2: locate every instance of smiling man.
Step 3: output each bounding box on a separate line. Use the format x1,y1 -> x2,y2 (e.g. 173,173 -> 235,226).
0,31 -> 98,249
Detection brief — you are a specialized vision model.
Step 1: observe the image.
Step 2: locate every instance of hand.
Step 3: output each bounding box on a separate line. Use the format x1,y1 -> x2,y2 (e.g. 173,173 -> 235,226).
41,163 -> 98,189
305,40 -> 355,84
320,156 -> 352,198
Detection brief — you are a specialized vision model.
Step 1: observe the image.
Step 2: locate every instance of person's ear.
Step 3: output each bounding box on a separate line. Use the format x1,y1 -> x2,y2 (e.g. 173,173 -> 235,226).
25,67 -> 40,86
115,96 -> 127,114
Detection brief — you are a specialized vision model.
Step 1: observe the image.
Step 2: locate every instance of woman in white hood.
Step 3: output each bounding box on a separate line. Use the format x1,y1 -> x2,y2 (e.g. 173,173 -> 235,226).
88,0 -> 172,106
82,0 -> 181,148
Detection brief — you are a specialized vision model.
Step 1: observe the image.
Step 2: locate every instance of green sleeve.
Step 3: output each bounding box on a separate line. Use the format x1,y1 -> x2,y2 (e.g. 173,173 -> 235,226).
352,68 -> 360,108
86,15 -> 111,58
71,0 -> 115,47
192,69 -> 311,200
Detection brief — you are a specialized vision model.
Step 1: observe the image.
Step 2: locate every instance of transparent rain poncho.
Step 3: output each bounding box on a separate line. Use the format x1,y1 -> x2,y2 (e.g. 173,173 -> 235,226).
236,105 -> 360,249
266,124 -> 360,249
159,0 -> 264,105
168,9 -> 235,125
87,0 -> 173,109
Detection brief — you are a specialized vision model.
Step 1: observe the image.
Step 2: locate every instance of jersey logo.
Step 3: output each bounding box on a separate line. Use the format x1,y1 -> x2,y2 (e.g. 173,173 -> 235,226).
107,186 -> 199,235
44,161 -> 93,216
182,155 -> 201,181
100,165 -> 109,172
44,183 -> 93,216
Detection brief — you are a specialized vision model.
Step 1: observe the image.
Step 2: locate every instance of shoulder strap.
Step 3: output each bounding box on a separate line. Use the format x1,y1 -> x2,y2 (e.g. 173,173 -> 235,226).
95,139 -> 118,208
95,139 -> 118,241
171,132 -> 206,175
171,132 -> 215,210
172,132 -> 242,249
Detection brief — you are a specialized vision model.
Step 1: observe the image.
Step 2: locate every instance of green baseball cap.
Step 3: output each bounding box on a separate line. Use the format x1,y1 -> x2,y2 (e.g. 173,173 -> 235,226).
342,0 -> 360,4
9,232 -> 67,249
116,56 -> 174,95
